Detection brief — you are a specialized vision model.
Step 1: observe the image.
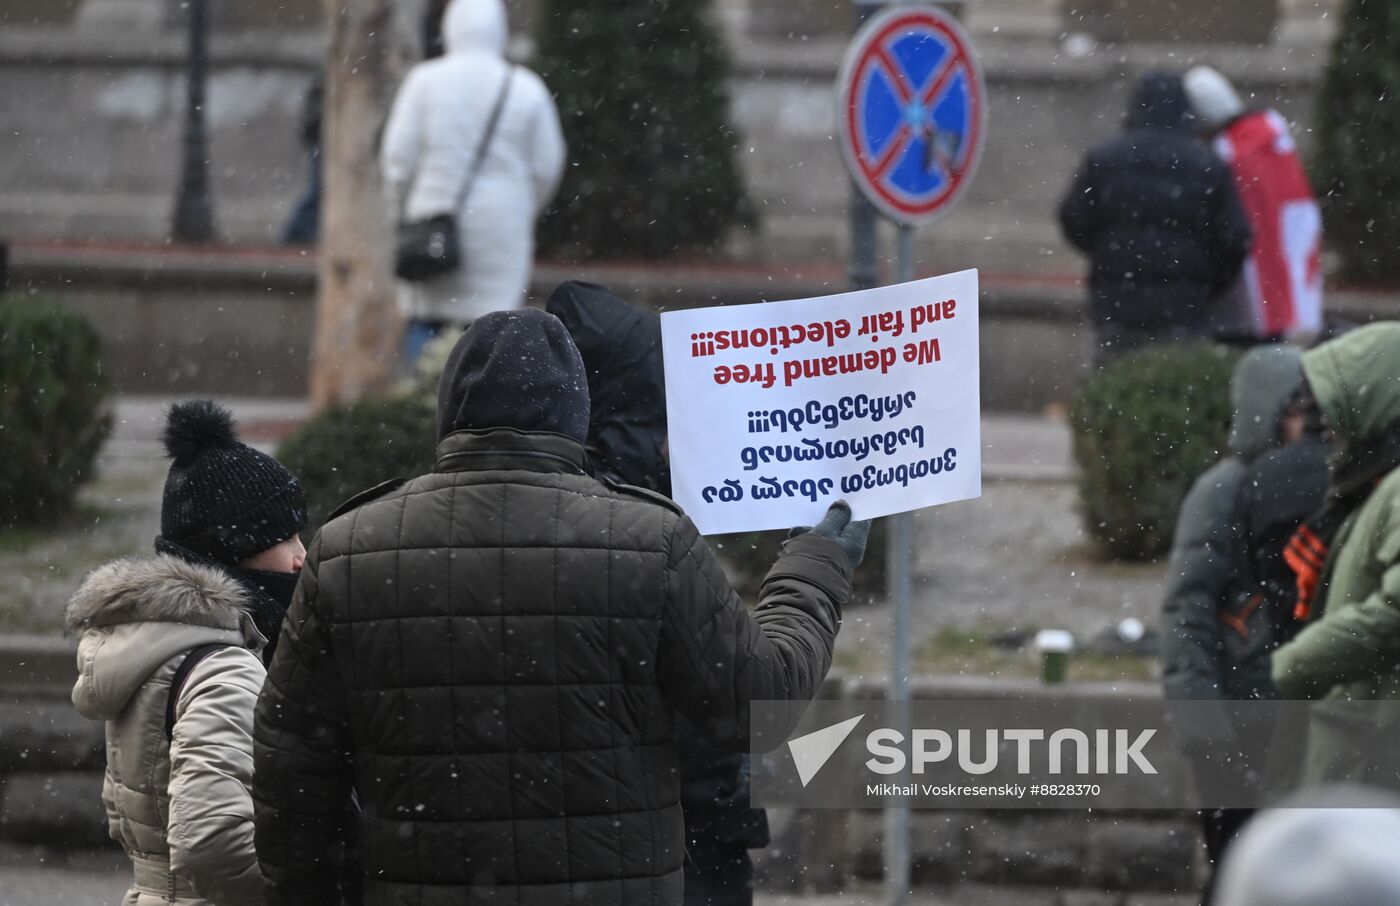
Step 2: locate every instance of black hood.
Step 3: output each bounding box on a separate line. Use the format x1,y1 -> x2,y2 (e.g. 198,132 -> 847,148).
1124,72 -> 1193,133
436,309 -> 591,443
546,281 -> 671,494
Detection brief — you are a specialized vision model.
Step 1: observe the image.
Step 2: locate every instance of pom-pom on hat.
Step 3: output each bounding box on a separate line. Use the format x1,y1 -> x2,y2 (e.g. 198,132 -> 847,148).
156,400 -> 308,566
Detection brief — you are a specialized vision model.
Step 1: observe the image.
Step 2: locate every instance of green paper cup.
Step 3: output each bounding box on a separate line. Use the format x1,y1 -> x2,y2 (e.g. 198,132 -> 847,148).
1034,630 -> 1074,685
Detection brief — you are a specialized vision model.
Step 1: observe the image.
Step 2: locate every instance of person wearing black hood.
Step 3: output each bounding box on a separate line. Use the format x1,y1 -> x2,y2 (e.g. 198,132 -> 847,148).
1059,71 -> 1253,362
65,400 -> 309,906
253,308 -> 868,905
548,281 -> 767,906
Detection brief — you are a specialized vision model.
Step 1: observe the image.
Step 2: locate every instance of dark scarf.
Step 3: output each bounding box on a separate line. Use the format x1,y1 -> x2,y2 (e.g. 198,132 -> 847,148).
228,567 -> 299,664
154,537 -> 299,665
1286,423 -> 1400,621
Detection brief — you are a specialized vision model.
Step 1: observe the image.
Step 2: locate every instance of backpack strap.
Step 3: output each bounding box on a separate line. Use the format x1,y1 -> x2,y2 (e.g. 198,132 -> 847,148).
164,643 -> 235,742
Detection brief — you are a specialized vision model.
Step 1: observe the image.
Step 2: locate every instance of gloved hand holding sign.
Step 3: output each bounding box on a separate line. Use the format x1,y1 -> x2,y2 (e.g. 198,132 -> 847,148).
790,500 -> 872,569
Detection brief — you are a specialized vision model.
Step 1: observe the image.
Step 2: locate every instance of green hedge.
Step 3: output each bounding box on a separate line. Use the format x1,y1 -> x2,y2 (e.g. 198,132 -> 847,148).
1315,0 -> 1400,283
534,0 -> 747,258
277,395 -> 437,532
0,296 -> 112,528
1070,343 -> 1240,561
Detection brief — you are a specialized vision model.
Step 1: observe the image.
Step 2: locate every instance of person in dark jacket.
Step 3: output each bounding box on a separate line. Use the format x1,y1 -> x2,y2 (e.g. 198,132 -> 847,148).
548,281 -> 768,906
422,0 -> 449,59
1159,345 -> 1330,904
1161,346 -> 1320,705
1059,72 -> 1252,362
253,308 -> 867,906
280,74 -> 323,245
546,281 -> 669,493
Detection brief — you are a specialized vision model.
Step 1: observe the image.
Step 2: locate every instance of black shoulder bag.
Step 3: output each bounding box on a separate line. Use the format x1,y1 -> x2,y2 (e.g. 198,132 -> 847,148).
395,66 -> 516,282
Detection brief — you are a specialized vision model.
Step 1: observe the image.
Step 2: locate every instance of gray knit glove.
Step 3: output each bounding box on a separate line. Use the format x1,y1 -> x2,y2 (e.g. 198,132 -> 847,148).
789,500 -> 872,568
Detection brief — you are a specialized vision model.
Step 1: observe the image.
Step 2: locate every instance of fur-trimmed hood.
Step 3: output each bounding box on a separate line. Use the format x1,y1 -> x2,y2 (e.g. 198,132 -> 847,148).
68,555 -> 265,721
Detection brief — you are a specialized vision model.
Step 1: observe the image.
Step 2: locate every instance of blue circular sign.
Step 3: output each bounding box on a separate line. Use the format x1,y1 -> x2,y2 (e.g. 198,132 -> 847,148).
838,6 -> 986,225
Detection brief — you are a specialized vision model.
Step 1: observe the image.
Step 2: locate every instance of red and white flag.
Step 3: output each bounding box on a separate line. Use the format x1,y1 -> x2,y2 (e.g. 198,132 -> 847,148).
1214,109 -> 1324,339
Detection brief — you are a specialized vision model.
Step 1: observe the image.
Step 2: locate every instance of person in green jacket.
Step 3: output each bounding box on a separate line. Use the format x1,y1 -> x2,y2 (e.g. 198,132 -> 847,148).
1272,322 -> 1400,784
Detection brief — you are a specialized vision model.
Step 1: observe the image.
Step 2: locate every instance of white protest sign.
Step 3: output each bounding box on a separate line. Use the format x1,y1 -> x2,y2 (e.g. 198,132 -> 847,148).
660,269 -> 981,535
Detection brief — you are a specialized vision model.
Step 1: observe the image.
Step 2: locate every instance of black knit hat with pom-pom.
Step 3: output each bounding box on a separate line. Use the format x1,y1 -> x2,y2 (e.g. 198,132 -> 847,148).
156,400 -> 307,566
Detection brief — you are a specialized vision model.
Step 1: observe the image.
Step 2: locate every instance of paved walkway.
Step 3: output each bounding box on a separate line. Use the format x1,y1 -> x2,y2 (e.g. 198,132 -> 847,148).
0,867 -> 127,906
0,868 -> 1193,906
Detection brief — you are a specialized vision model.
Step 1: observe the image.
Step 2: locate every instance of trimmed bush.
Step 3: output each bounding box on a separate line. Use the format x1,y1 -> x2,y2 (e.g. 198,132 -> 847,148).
534,0 -> 748,258
1315,0 -> 1400,282
1070,343 -> 1240,561
0,296 -> 112,529
277,394 -> 437,531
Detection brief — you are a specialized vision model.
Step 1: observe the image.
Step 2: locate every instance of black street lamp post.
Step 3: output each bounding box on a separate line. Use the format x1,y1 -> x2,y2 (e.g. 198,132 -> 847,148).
172,0 -> 215,242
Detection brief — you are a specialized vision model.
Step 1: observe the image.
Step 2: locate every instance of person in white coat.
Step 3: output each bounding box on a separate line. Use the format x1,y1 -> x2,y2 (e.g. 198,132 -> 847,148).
382,0 -> 566,360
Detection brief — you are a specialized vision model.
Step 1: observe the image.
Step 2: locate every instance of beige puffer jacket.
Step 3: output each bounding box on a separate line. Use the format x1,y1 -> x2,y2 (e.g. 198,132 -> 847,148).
66,555 -> 268,906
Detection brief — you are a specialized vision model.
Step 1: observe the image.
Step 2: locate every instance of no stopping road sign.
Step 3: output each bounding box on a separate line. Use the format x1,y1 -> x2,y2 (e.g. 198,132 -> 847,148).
838,5 -> 986,226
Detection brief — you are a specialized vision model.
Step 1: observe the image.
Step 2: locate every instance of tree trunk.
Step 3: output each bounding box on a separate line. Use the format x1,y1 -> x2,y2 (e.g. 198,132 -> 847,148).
311,0 -> 423,410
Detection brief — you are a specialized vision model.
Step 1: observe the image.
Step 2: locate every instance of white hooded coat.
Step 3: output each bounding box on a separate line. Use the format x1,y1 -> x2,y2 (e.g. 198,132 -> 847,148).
382,0 -> 566,325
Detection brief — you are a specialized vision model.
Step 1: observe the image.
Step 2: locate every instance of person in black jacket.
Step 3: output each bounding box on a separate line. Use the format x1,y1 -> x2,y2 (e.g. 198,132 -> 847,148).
546,281 -> 670,494
548,281 -> 769,906
253,309 -> 870,906
1159,345 -> 1331,905
1059,71 -> 1252,363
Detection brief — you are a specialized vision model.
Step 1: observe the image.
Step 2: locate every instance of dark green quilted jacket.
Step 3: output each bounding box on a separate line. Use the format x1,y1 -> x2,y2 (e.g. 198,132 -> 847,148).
253,428 -> 851,906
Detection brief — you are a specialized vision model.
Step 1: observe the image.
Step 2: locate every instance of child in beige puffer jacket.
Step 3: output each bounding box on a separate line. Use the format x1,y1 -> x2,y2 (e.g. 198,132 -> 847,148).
67,400 -> 308,906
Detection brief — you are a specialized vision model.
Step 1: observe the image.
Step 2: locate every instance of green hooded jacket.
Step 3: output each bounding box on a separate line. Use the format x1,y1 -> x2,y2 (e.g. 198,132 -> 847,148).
1272,323 -> 1400,782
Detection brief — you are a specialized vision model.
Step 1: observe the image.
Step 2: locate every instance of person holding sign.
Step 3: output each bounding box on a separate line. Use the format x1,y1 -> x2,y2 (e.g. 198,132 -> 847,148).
253,309 -> 869,906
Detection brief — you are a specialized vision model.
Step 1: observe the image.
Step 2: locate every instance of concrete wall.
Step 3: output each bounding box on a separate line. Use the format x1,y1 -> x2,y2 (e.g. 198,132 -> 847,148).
0,24 -> 1329,273
0,32 -> 315,244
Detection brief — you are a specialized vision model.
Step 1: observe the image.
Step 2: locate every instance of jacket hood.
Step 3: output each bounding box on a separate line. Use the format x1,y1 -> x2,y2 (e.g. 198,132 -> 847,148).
443,0 -> 507,57
436,308 -> 591,443
1184,65 -> 1244,132
1228,345 -> 1305,460
66,555 -> 261,720
545,281 -> 670,492
1303,323 -> 1400,448
1125,72 -> 1193,133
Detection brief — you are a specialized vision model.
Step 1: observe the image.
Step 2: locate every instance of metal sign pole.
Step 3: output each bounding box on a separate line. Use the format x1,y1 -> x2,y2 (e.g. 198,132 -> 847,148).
850,1 -> 880,293
885,223 -> 917,906
841,3 -> 981,901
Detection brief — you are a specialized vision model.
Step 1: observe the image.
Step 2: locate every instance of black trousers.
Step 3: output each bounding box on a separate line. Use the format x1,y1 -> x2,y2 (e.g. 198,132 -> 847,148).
1200,807 -> 1254,906
684,849 -> 755,906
